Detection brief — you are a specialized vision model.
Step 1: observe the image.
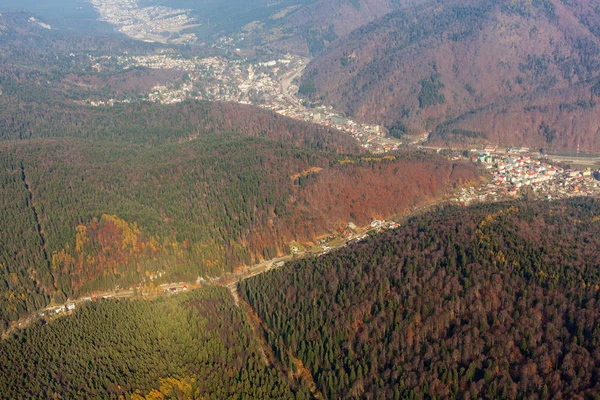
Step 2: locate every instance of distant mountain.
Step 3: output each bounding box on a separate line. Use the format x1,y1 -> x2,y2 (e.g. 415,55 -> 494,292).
301,0 -> 600,152
138,0 -> 421,55
268,0 -> 408,56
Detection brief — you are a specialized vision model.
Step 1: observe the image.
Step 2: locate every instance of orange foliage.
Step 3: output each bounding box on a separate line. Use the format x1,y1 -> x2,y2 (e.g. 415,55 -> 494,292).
53,214 -> 168,292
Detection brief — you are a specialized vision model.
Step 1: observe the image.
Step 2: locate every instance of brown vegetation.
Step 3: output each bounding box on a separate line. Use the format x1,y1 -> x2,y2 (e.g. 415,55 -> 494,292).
240,198 -> 600,398
302,0 -> 600,152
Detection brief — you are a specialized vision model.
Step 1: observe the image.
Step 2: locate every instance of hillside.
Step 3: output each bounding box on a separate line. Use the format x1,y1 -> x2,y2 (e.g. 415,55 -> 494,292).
240,198 -> 600,398
134,0 -> 418,55
0,132 -> 476,333
0,96 -> 362,152
264,0 -> 406,56
429,77 -> 600,151
0,287 -> 299,398
6,197 -> 600,398
300,0 -> 600,152
0,9 -> 480,333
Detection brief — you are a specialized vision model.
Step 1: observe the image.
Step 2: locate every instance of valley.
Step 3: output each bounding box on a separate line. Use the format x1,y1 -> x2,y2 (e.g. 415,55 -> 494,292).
1,1 -> 600,398
86,51 -> 396,152
0,209 -> 409,339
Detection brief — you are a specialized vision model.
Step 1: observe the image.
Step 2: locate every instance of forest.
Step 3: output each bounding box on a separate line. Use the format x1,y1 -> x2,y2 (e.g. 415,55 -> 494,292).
300,0 -> 600,152
240,198 -> 600,399
0,287 -> 301,399
0,133 -> 475,333
4,197 -> 600,399
0,12 -> 482,332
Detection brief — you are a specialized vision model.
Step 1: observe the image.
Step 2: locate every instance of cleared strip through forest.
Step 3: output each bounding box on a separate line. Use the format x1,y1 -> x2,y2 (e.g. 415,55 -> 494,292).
19,162 -> 52,280
234,284 -> 324,400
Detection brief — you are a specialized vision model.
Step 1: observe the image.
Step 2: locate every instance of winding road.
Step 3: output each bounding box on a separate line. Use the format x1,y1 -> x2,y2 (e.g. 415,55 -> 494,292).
2,198 -> 451,340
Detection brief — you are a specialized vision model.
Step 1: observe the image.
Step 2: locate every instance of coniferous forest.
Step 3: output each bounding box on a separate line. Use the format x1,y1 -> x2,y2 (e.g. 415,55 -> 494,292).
4,198 -> 600,399
240,198 -> 600,399
0,287 -> 298,399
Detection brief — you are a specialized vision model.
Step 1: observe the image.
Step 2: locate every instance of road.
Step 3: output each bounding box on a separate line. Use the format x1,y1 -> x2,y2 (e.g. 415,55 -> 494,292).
280,62 -> 306,109
543,154 -> 600,166
1,252 -> 305,339
2,199 -> 450,340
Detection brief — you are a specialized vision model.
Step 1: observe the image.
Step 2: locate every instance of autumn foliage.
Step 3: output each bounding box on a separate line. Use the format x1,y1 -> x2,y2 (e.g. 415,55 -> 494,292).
0,133 -> 477,332
241,198 -> 600,399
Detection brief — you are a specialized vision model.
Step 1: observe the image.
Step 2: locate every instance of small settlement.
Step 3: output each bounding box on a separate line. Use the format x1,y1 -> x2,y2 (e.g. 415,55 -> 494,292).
455,147 -> 600,203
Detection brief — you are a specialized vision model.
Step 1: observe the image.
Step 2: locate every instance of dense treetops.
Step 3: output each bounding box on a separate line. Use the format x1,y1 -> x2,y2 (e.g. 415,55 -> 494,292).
0,94 -> 362,153
0,287 -> 299,399
240,198 -> 600,399
0,133 -> 475,332
301,0 -> 600,152
4,198 -> 600,399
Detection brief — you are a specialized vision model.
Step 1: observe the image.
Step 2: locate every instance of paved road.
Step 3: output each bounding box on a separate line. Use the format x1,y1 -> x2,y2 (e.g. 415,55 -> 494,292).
280,64 -> 305,108
544,154 -> 600,165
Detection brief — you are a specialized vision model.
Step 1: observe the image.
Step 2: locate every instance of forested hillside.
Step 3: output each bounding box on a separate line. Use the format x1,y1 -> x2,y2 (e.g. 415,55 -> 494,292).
264,0 -> 411,56
134,0 -> 418,55
0,134 -> 475,332
0,7 -> 482,334
0,287 -> 299,398
301,0 -> 600,152
240,198 -> 600,398
0,96 -> 362,152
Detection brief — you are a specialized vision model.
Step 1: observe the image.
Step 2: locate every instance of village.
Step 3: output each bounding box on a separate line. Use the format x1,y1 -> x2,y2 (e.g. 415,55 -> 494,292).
82,53 -> 600,199
89,0 -> 199,44
85,52 -> 399,152
454,146 -> 600,203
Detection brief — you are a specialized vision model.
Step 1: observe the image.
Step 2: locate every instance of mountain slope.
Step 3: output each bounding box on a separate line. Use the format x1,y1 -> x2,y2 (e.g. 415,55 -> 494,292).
301,0 -> 600,152
0,9 -> 481,332
241,198 -> 600,398
0,132 -> 477,332
429,77 -> 600,151
135,0 -> 414,54
0,287 -> 298,398
268,0 -> 406,55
